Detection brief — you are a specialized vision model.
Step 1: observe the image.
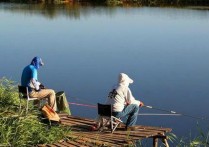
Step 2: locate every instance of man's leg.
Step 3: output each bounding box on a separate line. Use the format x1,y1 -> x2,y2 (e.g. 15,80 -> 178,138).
125,104 -> 139,127
30,89 -> 57,111
112,104 -> 139,127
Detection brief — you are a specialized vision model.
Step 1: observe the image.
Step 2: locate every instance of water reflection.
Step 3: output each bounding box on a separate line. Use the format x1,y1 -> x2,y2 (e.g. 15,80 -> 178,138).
0,3 -> 118,19
0,3 -> 209,19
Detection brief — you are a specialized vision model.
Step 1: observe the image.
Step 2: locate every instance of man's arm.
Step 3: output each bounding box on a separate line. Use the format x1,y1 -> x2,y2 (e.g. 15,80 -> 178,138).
126,88 -> 141,106
31,78 -> 41,91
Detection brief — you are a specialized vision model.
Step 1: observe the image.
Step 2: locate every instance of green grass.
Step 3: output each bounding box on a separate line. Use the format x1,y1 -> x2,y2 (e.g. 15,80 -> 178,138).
0,77 -> 71,146
162,124 -> 209,146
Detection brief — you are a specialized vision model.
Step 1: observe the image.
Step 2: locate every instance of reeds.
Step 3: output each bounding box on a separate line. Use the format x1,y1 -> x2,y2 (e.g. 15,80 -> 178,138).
0,77 -> 71,146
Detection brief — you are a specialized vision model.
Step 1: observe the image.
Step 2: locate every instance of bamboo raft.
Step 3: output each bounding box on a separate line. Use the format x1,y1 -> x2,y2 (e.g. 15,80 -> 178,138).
38,113 -> 172,147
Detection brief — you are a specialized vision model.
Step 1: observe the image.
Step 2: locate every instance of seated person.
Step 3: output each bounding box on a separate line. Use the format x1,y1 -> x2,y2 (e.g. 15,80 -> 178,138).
21,56 -> 57,111
106,73 -> 144,130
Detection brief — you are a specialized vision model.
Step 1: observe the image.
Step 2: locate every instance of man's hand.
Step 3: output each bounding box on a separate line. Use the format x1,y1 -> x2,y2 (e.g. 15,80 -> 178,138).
139,102 -> 144,107
39,83 -> 45,89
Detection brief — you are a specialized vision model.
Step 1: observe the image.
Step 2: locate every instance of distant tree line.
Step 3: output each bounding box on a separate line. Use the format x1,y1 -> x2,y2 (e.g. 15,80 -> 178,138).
105,0 -> 209,6
0,0 -> 209,6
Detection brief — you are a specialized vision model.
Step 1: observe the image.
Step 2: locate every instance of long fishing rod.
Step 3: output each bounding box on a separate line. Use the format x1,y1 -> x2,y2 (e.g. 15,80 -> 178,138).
66,95 -> 209,121
68,102 -> 185,116
143,105 -> 209,121
68,102 -> 183,116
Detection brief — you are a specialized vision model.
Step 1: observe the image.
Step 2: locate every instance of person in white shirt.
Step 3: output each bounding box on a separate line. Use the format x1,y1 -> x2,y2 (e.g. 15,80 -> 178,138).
106,73 -> 144,130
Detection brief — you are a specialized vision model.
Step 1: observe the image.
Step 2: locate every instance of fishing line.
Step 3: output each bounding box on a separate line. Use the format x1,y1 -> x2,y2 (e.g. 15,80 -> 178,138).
66,94 -> 96,106
68,102 -> 97,108
143,105 -> 209,121
138,113 -> 181,116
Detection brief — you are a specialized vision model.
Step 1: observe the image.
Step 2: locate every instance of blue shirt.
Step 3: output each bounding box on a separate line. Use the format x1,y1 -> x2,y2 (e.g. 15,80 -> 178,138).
21,65 -> 38,92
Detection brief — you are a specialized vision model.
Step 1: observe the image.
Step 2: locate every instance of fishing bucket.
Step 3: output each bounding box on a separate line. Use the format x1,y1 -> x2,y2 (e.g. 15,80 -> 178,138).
56,91 -> 71,115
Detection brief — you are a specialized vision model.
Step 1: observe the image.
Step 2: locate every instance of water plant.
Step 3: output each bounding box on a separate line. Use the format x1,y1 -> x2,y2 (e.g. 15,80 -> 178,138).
166,124 -> 209,147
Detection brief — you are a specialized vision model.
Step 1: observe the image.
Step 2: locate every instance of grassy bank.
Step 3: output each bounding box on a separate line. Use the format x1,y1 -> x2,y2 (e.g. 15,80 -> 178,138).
0,77 -> 71,146
0,0 -> 209,6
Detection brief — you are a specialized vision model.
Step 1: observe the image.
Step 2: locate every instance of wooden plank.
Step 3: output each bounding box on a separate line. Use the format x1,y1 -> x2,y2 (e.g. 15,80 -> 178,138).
61,122 -> 91,131
109,130 -> 158,138
51,143 -> 66,147
67,134 -> 120,147
67,115 -> 96,123
59,141 -> 78,147
61,117 -> 96,125
46,144 -> 58,147
114,128 -> 165,134
61,119 -> 94,127
62,116 -> 96,123
66,140 -> 85,147
72,133 -> 128,145
72,138 -> 95,147
76,133 -> 130,142
136,125 -> 172,132
37,145 -> 46,147
64,116 -> 96,122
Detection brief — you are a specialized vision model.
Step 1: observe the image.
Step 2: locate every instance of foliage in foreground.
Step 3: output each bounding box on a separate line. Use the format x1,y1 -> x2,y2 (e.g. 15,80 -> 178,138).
165,124 -> 209,147
0,115 -> 71,146
0,77 -> 71,146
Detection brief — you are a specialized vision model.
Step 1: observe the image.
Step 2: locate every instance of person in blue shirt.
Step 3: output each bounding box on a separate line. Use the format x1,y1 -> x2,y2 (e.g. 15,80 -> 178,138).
21,56 -> 57,111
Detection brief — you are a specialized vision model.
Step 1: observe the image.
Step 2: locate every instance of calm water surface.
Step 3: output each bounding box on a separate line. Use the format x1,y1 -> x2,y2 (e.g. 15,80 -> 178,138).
1,3 -> 209,138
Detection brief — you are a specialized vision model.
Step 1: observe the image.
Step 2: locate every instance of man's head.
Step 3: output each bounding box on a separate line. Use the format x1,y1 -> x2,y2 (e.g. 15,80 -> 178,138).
31,56 -> 44,69
118,73 -> 133,86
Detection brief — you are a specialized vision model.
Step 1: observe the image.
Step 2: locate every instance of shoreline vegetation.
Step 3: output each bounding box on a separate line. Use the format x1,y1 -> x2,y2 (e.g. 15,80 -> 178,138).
0,77 -> 71,146
0,77 -> 209,146
0,0 -> 209,8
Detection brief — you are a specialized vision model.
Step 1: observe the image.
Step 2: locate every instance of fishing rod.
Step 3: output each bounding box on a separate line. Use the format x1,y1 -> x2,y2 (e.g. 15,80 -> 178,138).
143,105 -> 209,121
66,95 -> 209,121
68,102 -> 182,115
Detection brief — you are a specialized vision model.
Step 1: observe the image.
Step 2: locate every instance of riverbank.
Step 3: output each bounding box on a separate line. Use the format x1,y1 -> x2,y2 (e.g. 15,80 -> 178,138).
0,0 -> 209,7
185,6 -> 209,10
0,78 -> 71,146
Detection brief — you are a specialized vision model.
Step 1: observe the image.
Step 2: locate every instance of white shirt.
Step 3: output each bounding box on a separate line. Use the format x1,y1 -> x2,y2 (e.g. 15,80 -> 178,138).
106,83 -> 141,112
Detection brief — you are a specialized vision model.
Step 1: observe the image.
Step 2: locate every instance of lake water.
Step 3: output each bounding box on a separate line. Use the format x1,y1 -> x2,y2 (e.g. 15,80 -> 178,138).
0,3 -> 209,139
